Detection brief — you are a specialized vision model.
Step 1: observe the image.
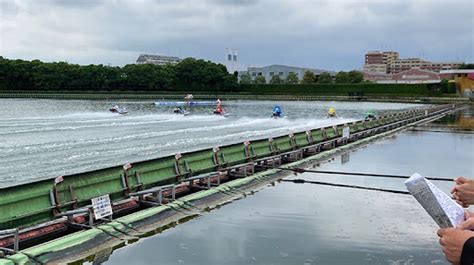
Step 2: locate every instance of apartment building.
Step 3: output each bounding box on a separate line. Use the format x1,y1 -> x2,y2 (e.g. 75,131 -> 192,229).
363,50 -> 399,73
363,50 -> 462,74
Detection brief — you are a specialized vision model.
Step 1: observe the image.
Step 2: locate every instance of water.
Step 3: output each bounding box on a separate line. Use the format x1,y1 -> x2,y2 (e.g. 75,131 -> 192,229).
0,99 -> 418,187
102,108 -> 473,265
2,99 -> 471,264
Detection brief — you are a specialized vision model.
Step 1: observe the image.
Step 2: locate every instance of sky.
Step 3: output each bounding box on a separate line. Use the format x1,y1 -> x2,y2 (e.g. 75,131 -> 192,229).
0,0 -> 473,71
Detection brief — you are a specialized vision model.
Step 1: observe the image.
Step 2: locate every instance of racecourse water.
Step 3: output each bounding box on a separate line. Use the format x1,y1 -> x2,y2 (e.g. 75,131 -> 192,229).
2,99 -> 472,265
103,106 -> 473,265
0,99 -> 417,187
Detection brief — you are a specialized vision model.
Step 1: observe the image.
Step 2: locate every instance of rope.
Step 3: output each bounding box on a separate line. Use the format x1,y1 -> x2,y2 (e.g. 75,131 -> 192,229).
258,165 -> 453,182
67,221 -> 125,241
410,128 -> 474,134
281,179 -> 410,195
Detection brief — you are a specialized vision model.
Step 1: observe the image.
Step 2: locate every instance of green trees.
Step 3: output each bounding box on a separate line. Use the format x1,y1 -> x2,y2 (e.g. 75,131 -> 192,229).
0,56 -> 370,92
334,71 -> 348,83
301,71 -> 316,84
285,72 -> 299,84
175,57 -> 231,91
440,78 -> 456,93
333,70 -> 364,84
347,70 -> 364,83
0,56 -> 237,92
269,75 -> 282,84
239,72 -> 252,84
254,76 -> 266,84
458,63 -> 474,69
318,72 -> 333,83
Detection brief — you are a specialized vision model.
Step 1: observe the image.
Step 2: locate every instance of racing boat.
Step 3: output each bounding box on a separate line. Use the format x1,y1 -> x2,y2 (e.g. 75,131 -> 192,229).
364,109 -> 377,119
272,105 -> 285,118
213,99 -> 229,116
110,105 -> 128,115
327,107 -> 336,118
213,110 -> 229,117
173,107 -> 190,116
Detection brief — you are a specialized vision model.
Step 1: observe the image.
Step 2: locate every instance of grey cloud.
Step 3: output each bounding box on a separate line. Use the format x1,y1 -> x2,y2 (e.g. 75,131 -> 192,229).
210,0 -> 259,6
41,0 -> 102,8
0,1 -> 20,16
0,0 -> 472,71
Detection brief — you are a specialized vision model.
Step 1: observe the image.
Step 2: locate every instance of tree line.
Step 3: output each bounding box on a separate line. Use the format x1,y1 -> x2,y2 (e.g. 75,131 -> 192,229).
239,70 -> 365,84
458,63 -> 474,69
0,57 -> 238,92
0,56 -> 373,93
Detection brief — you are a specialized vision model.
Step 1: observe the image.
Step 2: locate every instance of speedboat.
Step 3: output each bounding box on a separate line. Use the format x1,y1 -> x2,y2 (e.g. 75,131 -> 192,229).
213,98 -> 229,116
272,105 -> 284,118
272,112 -> 284,118
110,105 -> 128,115
364,109 -> 377,119
327,107 -> 336,118
213,110 -> 229,117
173,107 -> 190,116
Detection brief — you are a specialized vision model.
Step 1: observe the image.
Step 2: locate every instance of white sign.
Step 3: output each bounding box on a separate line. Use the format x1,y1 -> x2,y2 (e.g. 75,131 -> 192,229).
342,126 -> 350,139
54,175 -> 64,184
91,194 -> 113,219
123,163 -> 132,170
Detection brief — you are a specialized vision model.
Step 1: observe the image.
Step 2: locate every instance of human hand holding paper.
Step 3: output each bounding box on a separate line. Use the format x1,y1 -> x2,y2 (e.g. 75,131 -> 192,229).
451,177 -> 474,207
405,173 -> 465,228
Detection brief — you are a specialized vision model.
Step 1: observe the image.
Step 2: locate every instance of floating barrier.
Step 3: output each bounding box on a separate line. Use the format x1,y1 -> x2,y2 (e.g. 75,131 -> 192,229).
154,101 -> 216,107
0,104 -> 459,262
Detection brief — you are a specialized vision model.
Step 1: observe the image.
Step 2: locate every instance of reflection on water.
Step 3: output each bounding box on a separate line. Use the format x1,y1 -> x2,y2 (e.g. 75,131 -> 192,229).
100,109 -> 472,265
104,185 -> 447,265
431,105 -> 474,130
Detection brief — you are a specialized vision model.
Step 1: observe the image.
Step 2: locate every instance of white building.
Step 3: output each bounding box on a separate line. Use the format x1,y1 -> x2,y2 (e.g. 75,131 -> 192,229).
136,54 -> 181,66
240,64 -> 335,83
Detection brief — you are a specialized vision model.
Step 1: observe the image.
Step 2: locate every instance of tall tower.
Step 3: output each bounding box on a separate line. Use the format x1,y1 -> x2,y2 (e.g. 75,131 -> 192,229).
226,48 -> 238,73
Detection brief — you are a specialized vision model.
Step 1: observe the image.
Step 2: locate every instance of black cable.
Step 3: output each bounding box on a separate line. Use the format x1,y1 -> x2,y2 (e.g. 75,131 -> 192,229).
281,179 -> 410,195
258,165 -> 453,182
410,128 -> 474,134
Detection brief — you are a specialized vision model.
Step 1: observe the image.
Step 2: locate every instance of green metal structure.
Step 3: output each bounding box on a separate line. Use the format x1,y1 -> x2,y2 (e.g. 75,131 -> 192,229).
0,105 -> 452,231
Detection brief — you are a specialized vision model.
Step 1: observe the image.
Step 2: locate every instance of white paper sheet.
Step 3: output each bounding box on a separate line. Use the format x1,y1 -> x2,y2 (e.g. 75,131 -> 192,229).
404,173 -> 464,228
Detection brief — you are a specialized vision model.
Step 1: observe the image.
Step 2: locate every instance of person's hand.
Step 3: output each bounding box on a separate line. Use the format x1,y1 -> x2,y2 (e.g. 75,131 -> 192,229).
465,210 -> 474,220
437,228 -> 474,265
457,210 -> 474,230
451,177 -> 474,207
458,218 -> 474,230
